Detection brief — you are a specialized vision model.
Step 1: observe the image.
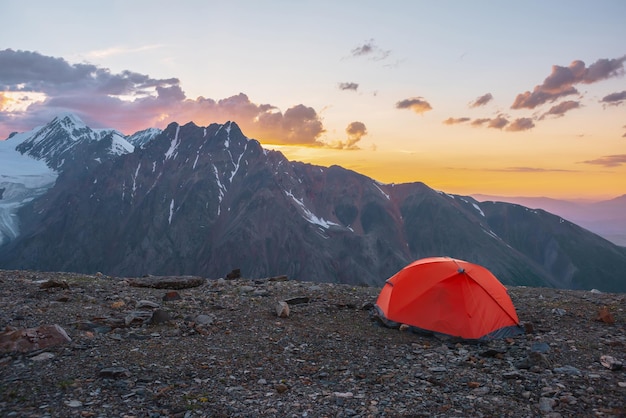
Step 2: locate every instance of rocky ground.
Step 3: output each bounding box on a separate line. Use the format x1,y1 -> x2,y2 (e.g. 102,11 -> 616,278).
0,269 -> 624,418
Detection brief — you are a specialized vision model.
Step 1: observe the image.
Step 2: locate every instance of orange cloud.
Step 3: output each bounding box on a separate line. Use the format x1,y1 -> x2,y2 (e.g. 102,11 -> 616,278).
581,154 -> 626,167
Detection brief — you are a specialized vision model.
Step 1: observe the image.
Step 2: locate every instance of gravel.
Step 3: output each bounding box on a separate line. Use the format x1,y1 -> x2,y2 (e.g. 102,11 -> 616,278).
0,269 -> 624,417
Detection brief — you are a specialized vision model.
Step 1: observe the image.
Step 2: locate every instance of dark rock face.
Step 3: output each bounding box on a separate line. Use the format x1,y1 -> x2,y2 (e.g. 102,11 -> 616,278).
2,121 -> 626,292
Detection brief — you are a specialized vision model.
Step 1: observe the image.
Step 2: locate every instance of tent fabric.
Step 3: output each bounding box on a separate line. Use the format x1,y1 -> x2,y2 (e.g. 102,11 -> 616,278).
374,257 -> 524,341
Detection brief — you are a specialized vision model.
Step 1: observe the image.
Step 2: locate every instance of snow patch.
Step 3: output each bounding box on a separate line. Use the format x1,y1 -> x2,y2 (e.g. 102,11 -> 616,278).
168,199 -> 175,224
164,125 -> 180,160
284,190 -> 340,229
373,182 -> 390,200
472,203 -> 485,217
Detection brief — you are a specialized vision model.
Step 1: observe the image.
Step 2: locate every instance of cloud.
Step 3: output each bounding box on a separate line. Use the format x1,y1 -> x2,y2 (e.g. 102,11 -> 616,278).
471,118 -> 491,127
490,167 -> 578,173
442,117 -> 470,125
329,121 -> 367,150
470,93 -> 493,108
540,100 -> 581,119
396,97 -> 432,114
600,90 -> 626,106
0,49 -> 331,146
350,39 -> 390,61
511,56 -> 626,110
505,117 -> 535,132
338,82 -> 359,91
0,92 -> 12,110
581,154 -> 626,167
487,116 -> 509,129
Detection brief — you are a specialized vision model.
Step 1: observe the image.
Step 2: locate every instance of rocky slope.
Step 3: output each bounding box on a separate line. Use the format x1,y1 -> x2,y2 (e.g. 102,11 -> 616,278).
0,270 -> 624,417
3,120 -> 626,292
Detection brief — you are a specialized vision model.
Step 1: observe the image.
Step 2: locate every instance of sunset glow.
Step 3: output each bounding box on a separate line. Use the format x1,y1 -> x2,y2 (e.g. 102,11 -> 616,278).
1,1 -> 625,200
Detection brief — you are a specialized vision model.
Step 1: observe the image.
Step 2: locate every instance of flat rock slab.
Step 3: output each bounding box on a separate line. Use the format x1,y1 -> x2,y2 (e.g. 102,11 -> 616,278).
127,275 -> 206,289
0,324 -> 71,353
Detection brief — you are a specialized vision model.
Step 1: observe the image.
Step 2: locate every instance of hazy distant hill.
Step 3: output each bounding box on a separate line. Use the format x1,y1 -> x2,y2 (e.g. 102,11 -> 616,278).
473,194 -> 626,247
2,118 -> 625,292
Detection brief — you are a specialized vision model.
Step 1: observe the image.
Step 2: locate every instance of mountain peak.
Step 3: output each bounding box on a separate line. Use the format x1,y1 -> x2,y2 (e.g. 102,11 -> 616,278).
52,112 -> 87,129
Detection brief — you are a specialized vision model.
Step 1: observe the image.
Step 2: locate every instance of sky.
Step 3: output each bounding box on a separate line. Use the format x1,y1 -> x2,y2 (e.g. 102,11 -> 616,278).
1,1 -> 625,200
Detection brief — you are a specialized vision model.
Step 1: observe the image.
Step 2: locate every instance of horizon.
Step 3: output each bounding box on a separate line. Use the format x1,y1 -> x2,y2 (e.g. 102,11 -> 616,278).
1,1 -> 625,200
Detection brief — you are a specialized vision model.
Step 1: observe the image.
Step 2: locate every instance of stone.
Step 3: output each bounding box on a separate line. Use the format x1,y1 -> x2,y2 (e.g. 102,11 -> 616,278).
162,291 -> 182,301
195,314 -> 215,326
128,275 -> 206,289
554,365 -> 581,375
0,324 -> 71,353
30,352 -> 55,361
531,342 -> 550,353
39,279 -> 69,290
600,355 -> 623,371
99,367 -> 131,379
284,296 -> 310,305
595,306 -> 615,324
136,300 -> 160,309
538,397 -> 556,413
275,383 -> 289,393
276,301 -> 290,318
226,269 -> 241,280
150,309 -> 172,324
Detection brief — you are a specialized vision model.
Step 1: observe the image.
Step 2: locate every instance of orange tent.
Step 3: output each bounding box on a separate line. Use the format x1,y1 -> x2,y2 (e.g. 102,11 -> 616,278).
374,257 -> 523,341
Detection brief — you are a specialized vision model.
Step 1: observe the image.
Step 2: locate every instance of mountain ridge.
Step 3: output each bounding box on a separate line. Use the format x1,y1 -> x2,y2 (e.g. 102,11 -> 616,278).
2,116 -> 625,292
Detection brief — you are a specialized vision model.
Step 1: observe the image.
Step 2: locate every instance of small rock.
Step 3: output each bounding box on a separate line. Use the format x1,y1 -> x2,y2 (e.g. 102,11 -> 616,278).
111,300 -> 125,309
162,291 -> 182,301
226,269 -> 241,280
268,275 -> 288,282
284,296 -> 310,305
275,383 -> 289,393
473,386 -> 490,395
467,381 -> 481,388
39,280 -> 69,290
551,308 -> 566,316
30,352 -> 55,361
136,300 -> 160,309
600,355 -> 623,371
333,391 -> 354,398
554,365 -> 581,375
399,324 -> 410,332
194,314 -> 215,326
275,301 -> 290,318
595,306 -> 615,324
150,309 -> 172,324
99,367 -> 131,379
65,400 -> 82,408
531,342 -> 551,353
538,397 -> 556,413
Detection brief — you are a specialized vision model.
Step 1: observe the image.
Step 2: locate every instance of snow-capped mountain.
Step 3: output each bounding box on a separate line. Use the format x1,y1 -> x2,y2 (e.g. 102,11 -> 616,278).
0,113 -> 137,245
14,113 -> 133,170
2,120 -> 625,292
126,127 -> 162,148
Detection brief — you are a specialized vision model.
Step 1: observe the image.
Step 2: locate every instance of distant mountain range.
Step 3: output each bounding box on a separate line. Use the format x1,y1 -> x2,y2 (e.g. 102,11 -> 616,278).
473,194 -> 626,247
1,115 -> 625,292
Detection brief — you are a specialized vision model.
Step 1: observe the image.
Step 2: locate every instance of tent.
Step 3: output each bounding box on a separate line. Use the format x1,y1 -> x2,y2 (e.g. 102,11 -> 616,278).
374,257 -> 524,341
